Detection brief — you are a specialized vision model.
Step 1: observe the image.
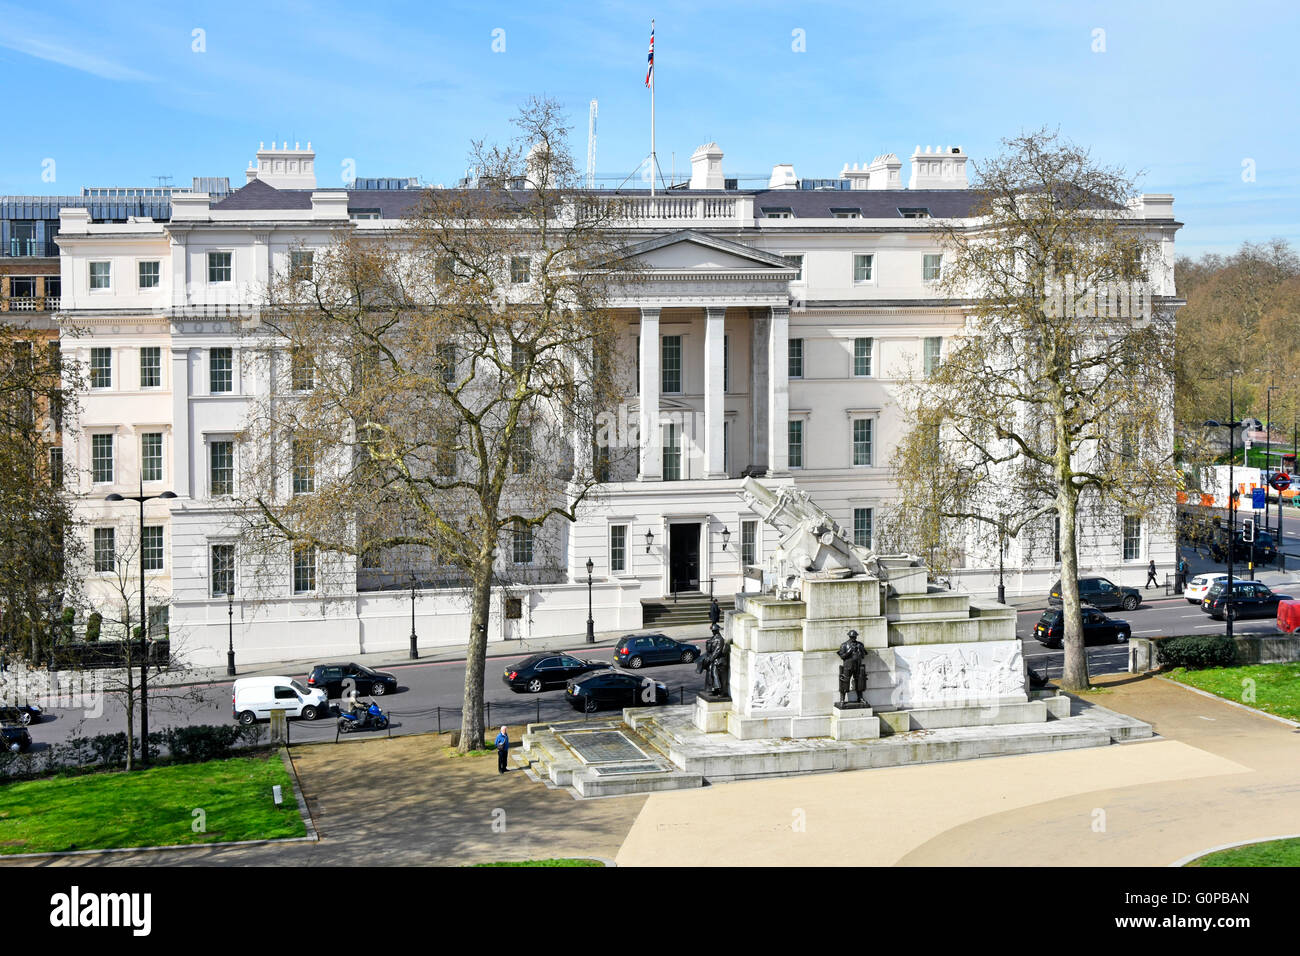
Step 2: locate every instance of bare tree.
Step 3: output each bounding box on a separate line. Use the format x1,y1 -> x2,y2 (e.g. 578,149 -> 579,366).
890,129 -> 1176,690
236,98 -> 635,750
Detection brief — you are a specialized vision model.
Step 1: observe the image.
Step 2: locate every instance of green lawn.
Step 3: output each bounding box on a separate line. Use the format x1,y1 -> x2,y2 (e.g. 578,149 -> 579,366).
475,858 -> 604,867
1189,837 -> 1300,867
0,754 -> 306,855
1166,662 -> 1300,722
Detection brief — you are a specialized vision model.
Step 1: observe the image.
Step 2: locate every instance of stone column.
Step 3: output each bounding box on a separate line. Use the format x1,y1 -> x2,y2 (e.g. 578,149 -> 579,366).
638,307 -> 662,480
750,308 -> 770,471
571,352 -> 593,481
704,306 -> 727,478
171,347 -> 192,497
767,305 -> 789,476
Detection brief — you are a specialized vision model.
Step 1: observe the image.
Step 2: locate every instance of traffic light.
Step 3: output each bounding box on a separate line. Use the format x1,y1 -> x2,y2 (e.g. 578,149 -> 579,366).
1243,518 -> 1255,542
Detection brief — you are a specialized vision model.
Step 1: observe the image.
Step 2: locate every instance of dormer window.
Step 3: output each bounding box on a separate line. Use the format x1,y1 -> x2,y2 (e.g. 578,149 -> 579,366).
898,207 -> 931,219
831,208 -> 861,219
762,207 -> 794,219
349,209 -> 381,220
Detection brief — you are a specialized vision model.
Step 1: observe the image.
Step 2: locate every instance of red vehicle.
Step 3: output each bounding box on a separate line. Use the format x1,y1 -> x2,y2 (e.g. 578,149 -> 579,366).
1277,600 -> 1300,634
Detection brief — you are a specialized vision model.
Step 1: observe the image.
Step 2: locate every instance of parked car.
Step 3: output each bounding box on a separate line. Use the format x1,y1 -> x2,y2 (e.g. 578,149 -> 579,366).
1210,529 -> 1278,565
232,676 -> 328,726
305,662 -> 398,698
1048,576 -> 1141,611
566,670 -> 669,713
502,653 -> 609,693
0,703 -> 42,726
1032,607 -> 1131,648
1184,573 -> 1228,605
1200,580 -> 1294,621
613,634 -> 699,669
0,724 -> 31,753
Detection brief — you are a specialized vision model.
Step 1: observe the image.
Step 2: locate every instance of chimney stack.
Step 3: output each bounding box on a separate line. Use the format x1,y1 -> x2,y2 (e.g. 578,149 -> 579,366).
689,142 -> 724,190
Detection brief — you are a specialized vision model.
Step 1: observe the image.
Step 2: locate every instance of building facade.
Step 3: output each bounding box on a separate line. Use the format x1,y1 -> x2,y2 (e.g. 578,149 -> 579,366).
56,142 -> 1182,666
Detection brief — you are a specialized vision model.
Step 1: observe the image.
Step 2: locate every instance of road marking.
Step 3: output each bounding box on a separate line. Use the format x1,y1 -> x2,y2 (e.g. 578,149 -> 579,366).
1197,716 -> 1216,721
1134,629 -> 1160,634
1194,624 -> 1226,630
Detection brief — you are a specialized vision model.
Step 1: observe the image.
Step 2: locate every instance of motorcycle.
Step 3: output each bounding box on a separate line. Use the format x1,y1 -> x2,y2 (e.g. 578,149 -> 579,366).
337,699 -> 390,733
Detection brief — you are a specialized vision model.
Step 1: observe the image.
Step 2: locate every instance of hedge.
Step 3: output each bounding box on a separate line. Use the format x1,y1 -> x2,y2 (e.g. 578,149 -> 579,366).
1156,635 -> 1238,670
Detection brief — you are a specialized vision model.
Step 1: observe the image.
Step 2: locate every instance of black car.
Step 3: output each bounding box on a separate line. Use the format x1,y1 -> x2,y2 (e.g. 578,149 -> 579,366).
1032,608 -> 1131,648
1201,580 -> 1293,620
305,662 -> 398,698
0,703 -> 42,726
566,670 -> 669,713
1048,576 -> 1141,611
1210,530 -> 1278,565
502,653 -> 609,693
1,724 -> 31,753
613,634 -> 699,669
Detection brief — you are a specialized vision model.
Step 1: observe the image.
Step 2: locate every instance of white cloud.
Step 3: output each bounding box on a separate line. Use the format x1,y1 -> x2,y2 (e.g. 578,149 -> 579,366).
0,31 -> 154,83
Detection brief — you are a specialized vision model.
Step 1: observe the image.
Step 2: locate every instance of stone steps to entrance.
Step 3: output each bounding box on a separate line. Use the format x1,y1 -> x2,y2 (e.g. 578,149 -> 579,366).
642,594 -> 714,627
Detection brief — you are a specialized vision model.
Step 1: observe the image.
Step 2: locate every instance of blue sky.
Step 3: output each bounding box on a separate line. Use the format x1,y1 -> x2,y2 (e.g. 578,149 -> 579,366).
1,0 -> 1295,255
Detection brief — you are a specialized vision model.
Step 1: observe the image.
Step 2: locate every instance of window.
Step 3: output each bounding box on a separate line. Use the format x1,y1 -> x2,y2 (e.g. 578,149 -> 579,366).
789,338 -> 803,378
723,335 -> 730,393
89,261 -> 111,290
141,432 -> 163,482
831,208 -> 861,219
784,254 -> 804,281
140,346 -> 161,388
852,419 -> 873,466
512,425 -> 531,475
1052,513 -> 1061,564
788,420 -> 803,468
853,507 -> 874,549
436,257 -> 456,282
923,337 -> 942,376
92,433 -> 114,483
661,335 -> 682,393
663,423 -> 681,481
49,446 -> 63,487
9,220 -> 36,256
210,347 -> 233,393
211,544 -> 235,597
292,545 -> 316,593
741,520 -> 757,567
853,254 -> 874,283
349,209 -> 381,221
723,421 -> 730,474
142,526 -> 164,571
437,343 -> 456,385
93,527 -> 116,572
1123,516 -> 1142,561
923,254 -> 943,282
90,347 -> 112,388
898,207 -> 931,219
510,256 -> 531,283
210,440 -> 234,496
610,524 -> 627,573
290,348 -> 315,391
292,441 -> 315,494
763,208 -> 793,219
290,250 -> 314,281
435,426 -> 457,477
853,337 -> 873,377
207,251 -> 232,283
512,524 -> 534,565
137,261 -> 160,289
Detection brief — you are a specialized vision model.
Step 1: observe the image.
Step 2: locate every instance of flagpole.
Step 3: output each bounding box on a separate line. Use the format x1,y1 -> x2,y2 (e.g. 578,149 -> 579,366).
650,18 -> 656,197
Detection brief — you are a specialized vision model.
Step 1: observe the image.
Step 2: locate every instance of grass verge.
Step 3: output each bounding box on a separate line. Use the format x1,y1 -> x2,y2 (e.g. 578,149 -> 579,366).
474,858 -> 604,867
1189,837 -> 1300,867
0,753 -> 305,855
1165,662 -> 1300,722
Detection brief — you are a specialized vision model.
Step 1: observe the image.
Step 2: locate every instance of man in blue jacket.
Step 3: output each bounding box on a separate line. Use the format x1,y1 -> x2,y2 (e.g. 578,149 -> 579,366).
495,725 -> 509,774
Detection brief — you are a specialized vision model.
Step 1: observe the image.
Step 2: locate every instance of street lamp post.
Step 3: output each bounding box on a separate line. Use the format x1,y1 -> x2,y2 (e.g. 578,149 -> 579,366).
1206,382 -> 1242,642
996,514 -> 1007,605
105,482 -> 176,768
409,576 -> 419,660
226,585 -> 235,677
1266,383 -> 1279,534
585,557 -> 595,643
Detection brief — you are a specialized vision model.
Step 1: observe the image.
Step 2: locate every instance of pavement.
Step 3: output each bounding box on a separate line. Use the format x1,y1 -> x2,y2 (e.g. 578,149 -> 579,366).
8,664 -> 1299,867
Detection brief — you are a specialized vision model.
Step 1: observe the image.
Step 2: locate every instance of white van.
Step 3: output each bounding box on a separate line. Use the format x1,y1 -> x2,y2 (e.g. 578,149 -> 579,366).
232,676 -> 328,726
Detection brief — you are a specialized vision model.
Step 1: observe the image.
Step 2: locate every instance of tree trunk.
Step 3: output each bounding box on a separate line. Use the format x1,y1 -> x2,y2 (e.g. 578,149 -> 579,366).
1058,489 -> 1090,690
458,556 -> 495,753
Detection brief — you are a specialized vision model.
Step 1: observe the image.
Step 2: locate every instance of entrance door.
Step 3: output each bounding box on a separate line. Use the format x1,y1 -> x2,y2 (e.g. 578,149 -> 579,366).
669,523 -> 701,593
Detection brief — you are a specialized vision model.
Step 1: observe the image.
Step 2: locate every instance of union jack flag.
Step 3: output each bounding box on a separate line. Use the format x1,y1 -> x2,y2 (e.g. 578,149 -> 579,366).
645,23 -> 654,88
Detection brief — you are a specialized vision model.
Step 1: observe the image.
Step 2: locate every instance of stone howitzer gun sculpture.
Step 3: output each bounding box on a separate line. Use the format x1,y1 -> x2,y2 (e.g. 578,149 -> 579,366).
739,476 -> 884,597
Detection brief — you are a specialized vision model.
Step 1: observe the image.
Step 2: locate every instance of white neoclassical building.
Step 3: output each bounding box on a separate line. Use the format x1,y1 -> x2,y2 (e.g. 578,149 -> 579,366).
56,141 -> 1182,666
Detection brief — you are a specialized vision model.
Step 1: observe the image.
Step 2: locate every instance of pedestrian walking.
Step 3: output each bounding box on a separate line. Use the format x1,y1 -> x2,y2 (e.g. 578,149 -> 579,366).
709,597 -> 721,627
1175,556 -> 1190,592
1145,559 -> 1159,590
495,725 -> 509,774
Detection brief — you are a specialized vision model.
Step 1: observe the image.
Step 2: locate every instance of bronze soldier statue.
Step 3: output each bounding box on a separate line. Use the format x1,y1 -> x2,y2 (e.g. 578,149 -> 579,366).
837,629 -> 869,704
699,623 -> 730,697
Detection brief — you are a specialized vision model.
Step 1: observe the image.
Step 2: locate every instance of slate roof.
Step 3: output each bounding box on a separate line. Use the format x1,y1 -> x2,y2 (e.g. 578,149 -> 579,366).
211,177 -> 989,220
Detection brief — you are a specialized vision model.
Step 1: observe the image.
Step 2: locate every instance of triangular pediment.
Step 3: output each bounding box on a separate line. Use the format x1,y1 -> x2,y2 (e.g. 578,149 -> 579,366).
618,230 -> 795,273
